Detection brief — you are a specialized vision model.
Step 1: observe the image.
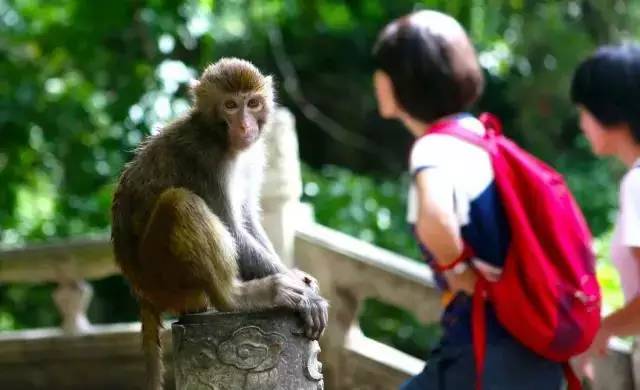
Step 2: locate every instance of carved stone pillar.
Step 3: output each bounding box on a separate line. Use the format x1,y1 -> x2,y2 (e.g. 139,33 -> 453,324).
261,107 -> 303,267
172,309 -> 324,390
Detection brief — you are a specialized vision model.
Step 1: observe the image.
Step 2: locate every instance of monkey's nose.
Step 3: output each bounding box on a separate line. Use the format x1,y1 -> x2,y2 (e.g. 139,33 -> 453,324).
239,123 -> 250,133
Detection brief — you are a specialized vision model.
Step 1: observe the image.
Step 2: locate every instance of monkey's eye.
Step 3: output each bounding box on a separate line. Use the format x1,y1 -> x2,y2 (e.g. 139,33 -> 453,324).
223,100 -> 238,110
247,98 -> 262,110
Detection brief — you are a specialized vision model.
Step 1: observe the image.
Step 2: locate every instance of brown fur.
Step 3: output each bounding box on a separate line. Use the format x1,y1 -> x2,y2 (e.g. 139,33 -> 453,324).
111,58 -> 327,390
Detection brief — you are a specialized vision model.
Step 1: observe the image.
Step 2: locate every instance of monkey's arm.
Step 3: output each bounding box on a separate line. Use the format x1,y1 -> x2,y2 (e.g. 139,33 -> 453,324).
232,227 -> 287,278
243,201 -> 279,255
214,198 -> 286,280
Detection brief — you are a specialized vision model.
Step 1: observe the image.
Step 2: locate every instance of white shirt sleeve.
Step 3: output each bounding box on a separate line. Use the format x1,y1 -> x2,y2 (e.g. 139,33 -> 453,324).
620,168 -> 640,248
409,136 -> 458,225
409,135 -> 451,175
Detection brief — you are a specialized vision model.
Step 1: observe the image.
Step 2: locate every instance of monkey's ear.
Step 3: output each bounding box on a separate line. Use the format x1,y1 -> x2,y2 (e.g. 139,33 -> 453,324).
263,75 -> 276,101
189,79 -> 201,101
263,75 -> 274,90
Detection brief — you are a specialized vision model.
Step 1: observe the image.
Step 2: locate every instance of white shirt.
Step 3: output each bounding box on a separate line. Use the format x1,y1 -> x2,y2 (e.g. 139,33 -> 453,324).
611,162 -> 640,302
407,115 -> 508,281
406,116 -> 491,226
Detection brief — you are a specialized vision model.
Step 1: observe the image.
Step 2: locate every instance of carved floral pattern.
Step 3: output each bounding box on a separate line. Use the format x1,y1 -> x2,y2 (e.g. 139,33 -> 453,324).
217,326 -> 285,372
174,316 -> 323,389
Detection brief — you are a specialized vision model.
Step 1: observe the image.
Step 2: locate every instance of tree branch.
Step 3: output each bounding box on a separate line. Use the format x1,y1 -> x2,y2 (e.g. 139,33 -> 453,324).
266,25 -> 396,163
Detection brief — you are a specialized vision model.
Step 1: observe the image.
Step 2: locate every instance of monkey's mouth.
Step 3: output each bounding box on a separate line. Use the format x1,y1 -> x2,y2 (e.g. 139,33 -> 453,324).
235,132 -> 258,148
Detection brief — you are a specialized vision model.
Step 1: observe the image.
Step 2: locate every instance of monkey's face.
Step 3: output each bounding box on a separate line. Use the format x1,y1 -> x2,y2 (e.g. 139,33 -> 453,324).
220,94 -> 268,151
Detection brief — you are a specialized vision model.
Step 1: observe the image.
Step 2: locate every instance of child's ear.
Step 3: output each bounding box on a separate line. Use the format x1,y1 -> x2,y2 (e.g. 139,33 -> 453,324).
374,70 -> 400,119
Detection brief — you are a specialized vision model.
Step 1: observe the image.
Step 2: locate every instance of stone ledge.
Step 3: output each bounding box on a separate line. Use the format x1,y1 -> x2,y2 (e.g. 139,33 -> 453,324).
0,322 -> 173,390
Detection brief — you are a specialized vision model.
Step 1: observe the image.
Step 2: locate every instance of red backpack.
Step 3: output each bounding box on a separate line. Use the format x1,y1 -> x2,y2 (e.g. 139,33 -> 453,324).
428,113 -> 601,390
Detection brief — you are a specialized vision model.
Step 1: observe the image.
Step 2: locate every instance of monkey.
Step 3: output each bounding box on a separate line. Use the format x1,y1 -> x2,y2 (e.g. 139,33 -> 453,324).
110,57 -> 328,390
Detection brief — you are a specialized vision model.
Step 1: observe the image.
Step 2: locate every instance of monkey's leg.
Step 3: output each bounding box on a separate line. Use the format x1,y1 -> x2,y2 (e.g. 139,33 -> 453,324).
139,187 -> 239,312
141,188 -> 327,340
137,188 -> 241,390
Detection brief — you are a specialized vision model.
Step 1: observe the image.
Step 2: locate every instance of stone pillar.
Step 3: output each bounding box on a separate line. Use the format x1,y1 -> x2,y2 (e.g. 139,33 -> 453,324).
261,107 -> 304,267
172,309 -> 324,390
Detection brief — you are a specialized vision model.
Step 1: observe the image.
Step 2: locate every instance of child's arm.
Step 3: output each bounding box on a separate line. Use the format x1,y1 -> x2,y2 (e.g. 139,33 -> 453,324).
600,248 -> 640,335
588,247 -> 640,356
601,295 -> 640,338
414,169 -> 462,264
598,171 -> 640,341
414,169 -> 477,293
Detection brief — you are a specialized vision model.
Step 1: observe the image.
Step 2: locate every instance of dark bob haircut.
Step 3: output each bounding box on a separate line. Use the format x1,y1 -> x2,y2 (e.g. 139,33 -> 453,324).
571,43 -> 640,143
372,10 -> 484,123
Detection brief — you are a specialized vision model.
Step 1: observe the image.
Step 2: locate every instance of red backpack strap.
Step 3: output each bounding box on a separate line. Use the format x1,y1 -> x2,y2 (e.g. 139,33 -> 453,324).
426,114 -> 500,390
478,112 -> 503,137
472,278 -> 488,390
428,121 -> 486,146
473,288 -> 583,390
426,112 -> 503,151
563,363 -> 582,390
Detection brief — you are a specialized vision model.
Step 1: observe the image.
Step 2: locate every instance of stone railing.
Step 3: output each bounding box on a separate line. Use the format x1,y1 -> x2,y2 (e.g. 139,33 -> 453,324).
295,222 -> 440,390
0,223 -> 635,389
0,224 -> 433,389
295,223 -> 637,390
0,236 -> 116,334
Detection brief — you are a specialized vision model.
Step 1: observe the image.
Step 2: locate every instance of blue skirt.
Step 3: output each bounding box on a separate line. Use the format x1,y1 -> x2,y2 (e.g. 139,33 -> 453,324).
400,336 -> 563,390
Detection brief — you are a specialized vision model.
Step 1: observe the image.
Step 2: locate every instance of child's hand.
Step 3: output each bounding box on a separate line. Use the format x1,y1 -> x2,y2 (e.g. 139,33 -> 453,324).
572,353 -> 595,381
444,266 -> 477,295
586,325 -> 611,357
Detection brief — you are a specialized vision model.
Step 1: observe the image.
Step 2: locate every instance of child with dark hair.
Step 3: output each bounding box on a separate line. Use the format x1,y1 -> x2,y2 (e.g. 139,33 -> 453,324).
372,10 -> 563,390
571,43 -> 640,359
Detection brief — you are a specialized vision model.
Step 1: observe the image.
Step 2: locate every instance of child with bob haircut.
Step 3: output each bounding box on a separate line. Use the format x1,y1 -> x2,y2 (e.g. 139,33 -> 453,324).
571,43 -> 640,360
372,10 -> 564,389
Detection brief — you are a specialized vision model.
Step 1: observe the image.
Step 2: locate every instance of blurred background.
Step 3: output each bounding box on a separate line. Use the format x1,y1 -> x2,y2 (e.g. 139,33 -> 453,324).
1,0 -> 638,359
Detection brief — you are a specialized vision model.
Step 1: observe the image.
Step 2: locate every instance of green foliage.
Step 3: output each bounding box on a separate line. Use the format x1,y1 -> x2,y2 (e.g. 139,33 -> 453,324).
0,0 -> 637,359
595,229 -> 624,313
302,164 -> 436,358
360,298 -> 442,359
301,164 -> 419,259
0,283 -> 58,330
1,1 -> 637,241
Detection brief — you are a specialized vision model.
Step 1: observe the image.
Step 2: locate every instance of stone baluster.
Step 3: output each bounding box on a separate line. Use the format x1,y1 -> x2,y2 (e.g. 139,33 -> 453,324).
324,287 -> 361,390
53,279 -> 93,334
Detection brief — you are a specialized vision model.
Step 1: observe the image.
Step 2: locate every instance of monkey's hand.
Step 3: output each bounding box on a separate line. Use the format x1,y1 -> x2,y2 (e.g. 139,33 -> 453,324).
272,273 -> 328,340
288,268 -> 320,295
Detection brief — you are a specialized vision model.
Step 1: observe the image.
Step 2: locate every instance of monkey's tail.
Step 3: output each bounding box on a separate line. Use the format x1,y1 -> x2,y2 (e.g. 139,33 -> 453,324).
141,302 -> 163,390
